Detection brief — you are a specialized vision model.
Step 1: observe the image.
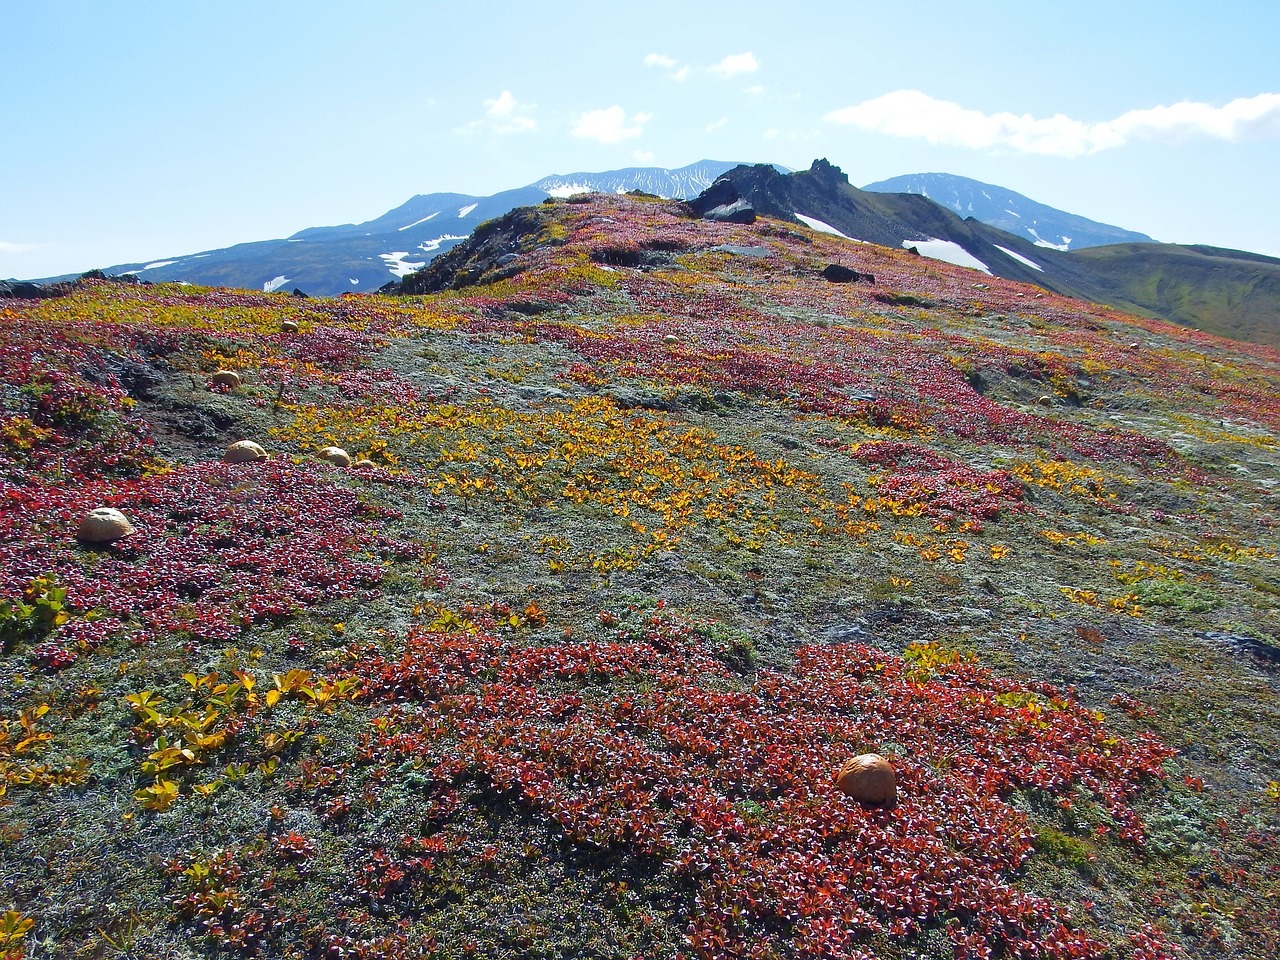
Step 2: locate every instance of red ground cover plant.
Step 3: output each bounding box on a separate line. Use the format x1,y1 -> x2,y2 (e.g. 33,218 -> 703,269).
1,459 -> 418,664
349,606 -> 1175,960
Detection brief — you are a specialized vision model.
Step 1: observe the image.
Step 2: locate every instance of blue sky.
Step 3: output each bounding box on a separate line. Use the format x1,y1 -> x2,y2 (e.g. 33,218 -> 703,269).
4,0 -> 1279,279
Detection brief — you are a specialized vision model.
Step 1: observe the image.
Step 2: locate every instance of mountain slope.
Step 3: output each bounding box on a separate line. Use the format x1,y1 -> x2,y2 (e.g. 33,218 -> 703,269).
36,162 -> 752,296
3,193 -> 1279,960
863,172 -> 1155,250
700,161 -> 1280,345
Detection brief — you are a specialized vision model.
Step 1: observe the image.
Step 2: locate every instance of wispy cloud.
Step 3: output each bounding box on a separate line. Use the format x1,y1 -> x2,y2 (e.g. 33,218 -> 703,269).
824,90 -> 1280,157
459,90 -> 537,136
646,52 -> 758,82
572,106 -> 651,144
0,241 -> 39,253
643,52 -> 691,82
705,117 -> 729,132
709,52 -> 759,79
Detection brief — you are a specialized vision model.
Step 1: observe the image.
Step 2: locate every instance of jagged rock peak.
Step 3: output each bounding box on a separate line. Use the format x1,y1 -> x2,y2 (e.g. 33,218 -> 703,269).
808,158 -> 849,185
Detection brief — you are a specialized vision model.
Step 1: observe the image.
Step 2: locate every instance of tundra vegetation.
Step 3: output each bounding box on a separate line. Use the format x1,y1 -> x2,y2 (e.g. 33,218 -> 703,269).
1,193 -> 1277,960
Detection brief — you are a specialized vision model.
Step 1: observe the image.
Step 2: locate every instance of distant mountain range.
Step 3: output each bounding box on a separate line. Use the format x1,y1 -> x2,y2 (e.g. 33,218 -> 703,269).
29,160 -> 1139,298
18,158 -> 1279,345
31,162 -> 763,297
862,172 -> 1155,250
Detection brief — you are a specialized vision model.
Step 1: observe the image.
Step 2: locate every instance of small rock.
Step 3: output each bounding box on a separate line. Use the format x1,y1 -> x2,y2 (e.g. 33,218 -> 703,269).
663,334 -> 680,344
210,370 -> 242,389
353,459 -> 377,469
281,320 -> 299,333
319,446 -> 352,467
77,507 -> 135,544
835,754 -> 897,806
224,440 -> 268,463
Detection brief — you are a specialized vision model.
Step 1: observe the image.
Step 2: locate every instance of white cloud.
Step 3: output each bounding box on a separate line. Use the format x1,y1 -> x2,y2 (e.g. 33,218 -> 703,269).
0,241 -> 39,253
572,106 -> 650,144
633,149 -> 655,164
824,89 -> 1280,157
482,90 -> 536,134
644,53 -> 691,82
744,85 -> 765,95
710,52 -> 759,78
457,90 -> 536,136
706,117 -> 729,132
762,128 -> 779,140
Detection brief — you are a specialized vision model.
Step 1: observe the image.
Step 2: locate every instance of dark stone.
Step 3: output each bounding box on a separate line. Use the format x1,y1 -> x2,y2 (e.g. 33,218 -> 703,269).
821,264 -> 875,284
291,288 -> 309,298
705,200 -> 756,224
0,280 -> 47,299
1198,631 -> 1280,666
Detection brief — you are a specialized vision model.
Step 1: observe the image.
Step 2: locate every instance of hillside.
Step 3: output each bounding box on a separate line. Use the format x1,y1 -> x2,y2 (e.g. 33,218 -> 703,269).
704,161 -> 1280,346
2,193 -> 1279,960
862,173 -> 1155,250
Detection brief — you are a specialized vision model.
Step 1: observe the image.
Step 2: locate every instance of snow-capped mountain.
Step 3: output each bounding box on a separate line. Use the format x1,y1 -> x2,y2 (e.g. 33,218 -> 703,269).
862,172 -> 1154,250
38,162 -> 754,297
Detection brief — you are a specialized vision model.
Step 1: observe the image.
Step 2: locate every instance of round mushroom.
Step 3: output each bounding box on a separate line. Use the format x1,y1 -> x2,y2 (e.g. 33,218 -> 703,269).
224,440 -> 268,463
78,507 -> 136,544
835,753 -> 897,806
319,446 -> 352,467
210,370 -> 242,389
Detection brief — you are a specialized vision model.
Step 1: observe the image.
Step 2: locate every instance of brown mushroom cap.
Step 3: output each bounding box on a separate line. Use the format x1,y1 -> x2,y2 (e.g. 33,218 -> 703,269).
835,753 -> 897,806
319,446 -> 352,467
77,507 -> 136,544
224,440 -> 268,463
211,370 -> 242,389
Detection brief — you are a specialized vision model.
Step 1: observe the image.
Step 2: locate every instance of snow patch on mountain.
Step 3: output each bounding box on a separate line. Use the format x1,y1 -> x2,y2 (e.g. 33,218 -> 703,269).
263,275 -> 291,293
457,203 -> 478,218
399,212 -> 440,231
380,252 -> 426,278
1028,228 -> 1071,251
795,213 -> 850,238
994,246 -> 1043,271
418,234 -> 468,254
546,184 -> 593,198
143,260 -> 177,270
904,239 -> 991,274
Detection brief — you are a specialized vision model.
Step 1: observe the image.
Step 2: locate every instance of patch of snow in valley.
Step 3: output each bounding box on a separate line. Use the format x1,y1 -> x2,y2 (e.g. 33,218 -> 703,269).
349,278 -> 360,285
380,252 -> 426,277
418,234 -> 468,254
1028,228 -> 1070,251
143,260 -> 177,270
994,245 -> 1043,271
288,239 -> 305,242
192,253 -> 211,258
263,275 -> 291,293
545,183 -> 593,198
903,239 -> 991,274
457,203 -> 478,218
795,213 -> 850,238
399,212 -> 440,231
1004,209 -> 1021,218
